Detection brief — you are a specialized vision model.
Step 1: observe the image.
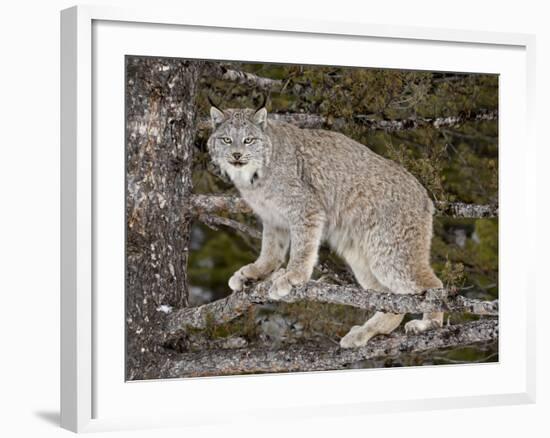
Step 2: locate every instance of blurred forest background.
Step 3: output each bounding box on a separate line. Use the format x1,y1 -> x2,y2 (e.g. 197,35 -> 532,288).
186,61 -> 498,367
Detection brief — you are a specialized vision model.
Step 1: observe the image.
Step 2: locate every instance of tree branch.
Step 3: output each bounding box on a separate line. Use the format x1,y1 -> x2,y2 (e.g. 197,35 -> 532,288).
270,109 -> 498,130
156,319 -> 497,378
191,194 -> 252,215
435,202 -> 498,218
197,109 -> 497,131
353,109 -> 498,132
212,66 -> 284,91
196,213 -> 262,240
165,279 -> 498,336
190,194 -> 498,219
268,113 -> 327,129
209,64 -> 312,96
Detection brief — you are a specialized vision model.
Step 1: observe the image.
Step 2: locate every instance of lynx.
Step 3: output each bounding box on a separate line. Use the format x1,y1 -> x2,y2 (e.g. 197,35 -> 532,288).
207,103 -> 444,348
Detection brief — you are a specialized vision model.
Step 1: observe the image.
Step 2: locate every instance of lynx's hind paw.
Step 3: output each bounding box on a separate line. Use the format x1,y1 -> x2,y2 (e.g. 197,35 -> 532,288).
339,325 -> 375,348
404,319 -> 442,335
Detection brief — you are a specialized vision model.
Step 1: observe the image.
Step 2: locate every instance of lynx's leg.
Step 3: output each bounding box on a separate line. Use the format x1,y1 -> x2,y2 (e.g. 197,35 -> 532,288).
268,213 -> 325,300
229,225 -> 289,292
404,274 -> 444,334
366,220 -> 445,337
340,253 -> 405,348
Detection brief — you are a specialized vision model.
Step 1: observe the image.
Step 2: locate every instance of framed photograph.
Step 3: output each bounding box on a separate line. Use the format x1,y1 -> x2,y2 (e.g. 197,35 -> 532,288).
61,5 -> 536,432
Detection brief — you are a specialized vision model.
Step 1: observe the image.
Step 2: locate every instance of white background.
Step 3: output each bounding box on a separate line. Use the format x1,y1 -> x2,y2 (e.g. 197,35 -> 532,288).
0,0 -> 547,437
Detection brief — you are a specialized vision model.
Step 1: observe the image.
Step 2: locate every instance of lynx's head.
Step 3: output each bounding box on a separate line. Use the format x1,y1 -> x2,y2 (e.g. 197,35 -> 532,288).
207,102 -> 272,188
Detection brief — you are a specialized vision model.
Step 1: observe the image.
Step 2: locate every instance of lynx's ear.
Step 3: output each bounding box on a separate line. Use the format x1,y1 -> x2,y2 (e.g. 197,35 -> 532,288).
253,107 -> 268,130
210,106 -> 226,129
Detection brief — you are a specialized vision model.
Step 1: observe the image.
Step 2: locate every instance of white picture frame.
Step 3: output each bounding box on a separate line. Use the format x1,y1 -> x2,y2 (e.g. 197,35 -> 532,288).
60,4 -> 537,433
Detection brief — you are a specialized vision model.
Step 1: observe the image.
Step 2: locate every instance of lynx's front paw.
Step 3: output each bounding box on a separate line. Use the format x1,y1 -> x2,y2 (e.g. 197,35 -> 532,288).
268,269 -> 306,300
339,325 -> 374,348
228,270 -> 247,292
228,263 -> 263,292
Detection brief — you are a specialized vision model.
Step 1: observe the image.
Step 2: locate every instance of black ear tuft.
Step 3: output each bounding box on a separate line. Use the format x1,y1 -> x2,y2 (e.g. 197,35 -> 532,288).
255,94 -> 267,112
208,95 -> 226,129
252,95 -> 268,130
208,95 -> 222,111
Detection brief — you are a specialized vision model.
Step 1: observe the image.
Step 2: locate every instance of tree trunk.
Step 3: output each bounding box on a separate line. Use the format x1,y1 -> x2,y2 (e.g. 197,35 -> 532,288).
125,56 -> 203,380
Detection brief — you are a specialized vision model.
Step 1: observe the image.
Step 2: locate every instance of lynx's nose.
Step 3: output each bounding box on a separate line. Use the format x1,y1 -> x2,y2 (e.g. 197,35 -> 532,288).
232,152 -> 242,161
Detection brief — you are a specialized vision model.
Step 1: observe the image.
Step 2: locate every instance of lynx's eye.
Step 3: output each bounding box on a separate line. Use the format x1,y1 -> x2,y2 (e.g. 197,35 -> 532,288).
221,137 -> 232,145
243,137 -> 254,145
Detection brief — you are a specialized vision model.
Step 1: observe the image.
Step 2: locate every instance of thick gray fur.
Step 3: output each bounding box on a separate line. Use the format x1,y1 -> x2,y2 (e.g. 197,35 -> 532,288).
207,106 -> 444,348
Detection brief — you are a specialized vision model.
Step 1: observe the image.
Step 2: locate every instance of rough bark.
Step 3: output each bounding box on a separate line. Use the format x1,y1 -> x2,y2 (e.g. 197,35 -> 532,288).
165,279 -> 498,336
125,56 -> 203,379
154,319 -> 498,378
190,194 -> 498,219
